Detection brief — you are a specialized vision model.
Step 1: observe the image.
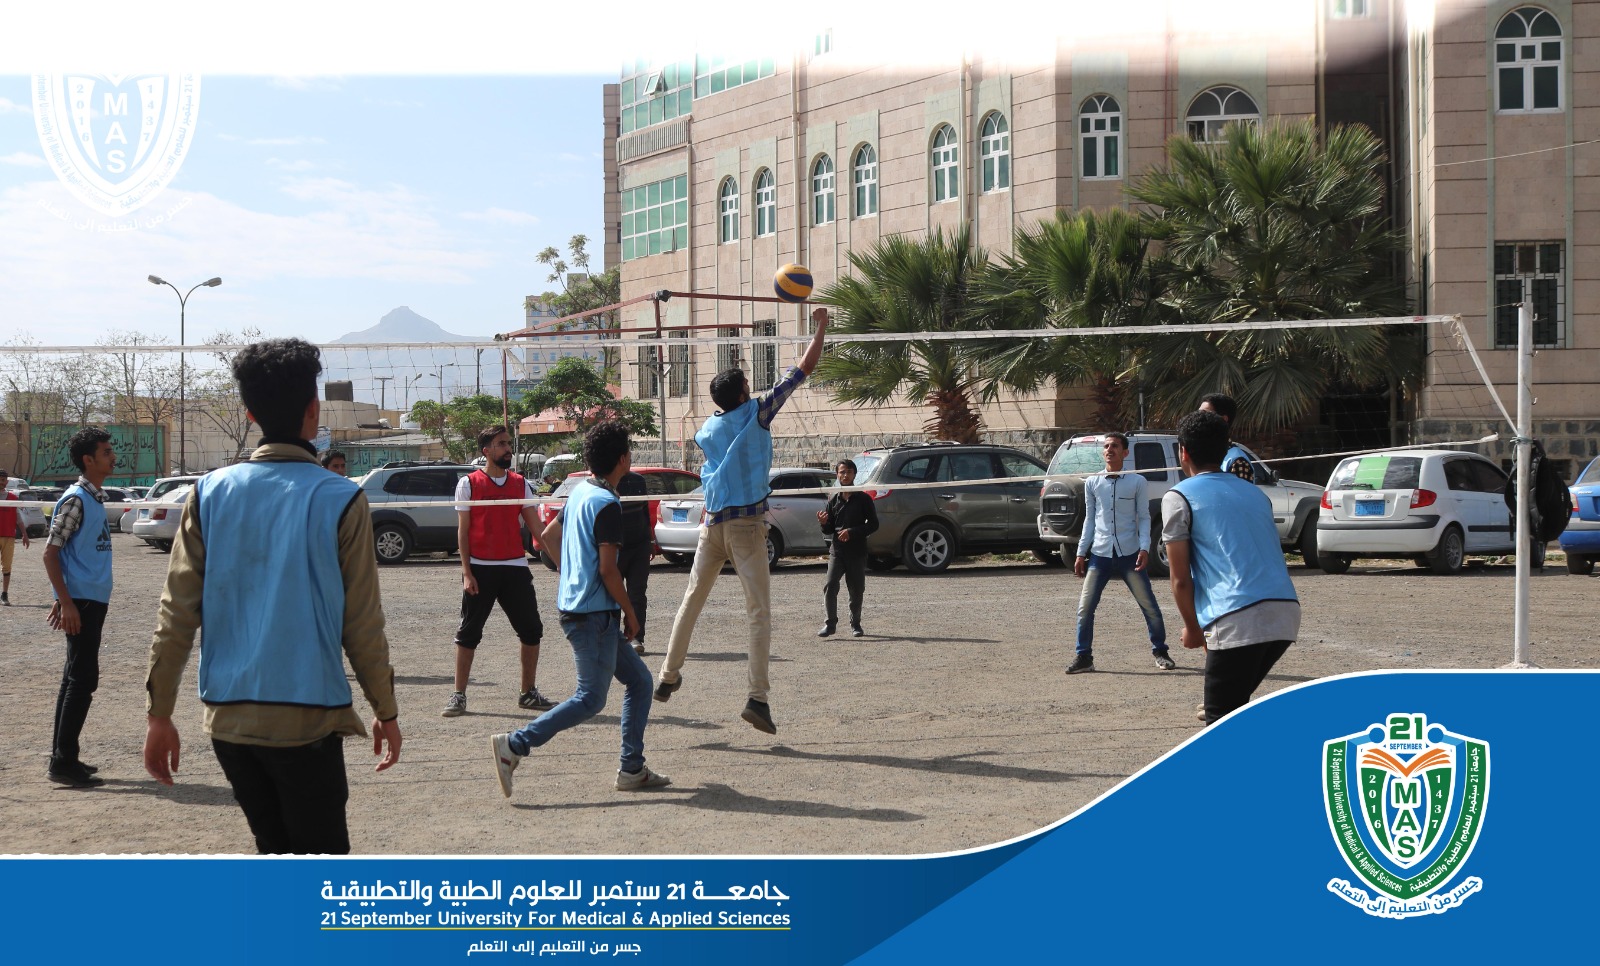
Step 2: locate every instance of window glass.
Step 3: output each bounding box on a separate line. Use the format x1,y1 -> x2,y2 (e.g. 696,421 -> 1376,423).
897,457 -> 934,481
943,453 -> 994,482
1186,86 -> 1259,144
1047,441 -> 1108,476
1443,459 -> 1474,491
622,174 -> 690,261
852,455 -> 884,481
1329,456 -> 1421,490
980,113 -> 1010,192
1495,7 -> 1563,111
1133,442 -> 1170,483
1468,460 -> 1508,494
998,454 -> 1041,479
1578,459 -> 1600,486
853,144 -> 878,217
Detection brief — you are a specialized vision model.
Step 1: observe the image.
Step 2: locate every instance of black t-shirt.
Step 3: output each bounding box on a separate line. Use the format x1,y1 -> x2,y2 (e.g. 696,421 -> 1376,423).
615,471 -> 651,548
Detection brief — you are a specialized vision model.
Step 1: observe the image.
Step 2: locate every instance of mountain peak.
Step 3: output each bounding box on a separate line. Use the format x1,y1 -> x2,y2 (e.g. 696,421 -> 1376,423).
335,306 -> 488,343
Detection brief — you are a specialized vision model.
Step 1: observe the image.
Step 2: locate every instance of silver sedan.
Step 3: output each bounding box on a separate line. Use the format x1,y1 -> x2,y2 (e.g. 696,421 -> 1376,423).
131,484 -> 195,553
654,468 -> 837,568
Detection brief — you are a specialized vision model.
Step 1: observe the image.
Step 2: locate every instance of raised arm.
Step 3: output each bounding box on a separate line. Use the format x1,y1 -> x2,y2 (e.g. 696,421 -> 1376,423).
798,307 -> 830,375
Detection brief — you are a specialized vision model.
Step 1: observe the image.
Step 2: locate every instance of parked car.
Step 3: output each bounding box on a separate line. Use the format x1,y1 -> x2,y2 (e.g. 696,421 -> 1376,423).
538,466 -> 702,568
130,476 -> 203,540
540,454 -> 583,488
113,486 -> 149,534
101,487 -> 138,532
1036,432 -> 1325,576
358,461 -> 478,564
132,483 -> 195,552
848,442 -> 1055,574
654,467 -> 837,568
5,478 -> 47,538
1316,449 -> 1539,574
1558,455 -> 1600,575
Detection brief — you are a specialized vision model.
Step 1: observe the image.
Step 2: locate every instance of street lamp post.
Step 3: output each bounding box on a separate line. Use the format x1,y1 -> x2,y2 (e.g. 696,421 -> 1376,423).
148,275 -> 221,474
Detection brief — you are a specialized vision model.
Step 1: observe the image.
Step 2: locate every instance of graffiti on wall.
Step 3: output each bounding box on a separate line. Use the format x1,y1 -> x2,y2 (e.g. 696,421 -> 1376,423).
30,424 -> 166,486
343,446 -> 422,478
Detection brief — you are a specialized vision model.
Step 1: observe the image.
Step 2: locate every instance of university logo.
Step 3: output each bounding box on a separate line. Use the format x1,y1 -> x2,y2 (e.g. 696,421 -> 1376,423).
32,73 -> 201,216
1323,712 -> 1488,919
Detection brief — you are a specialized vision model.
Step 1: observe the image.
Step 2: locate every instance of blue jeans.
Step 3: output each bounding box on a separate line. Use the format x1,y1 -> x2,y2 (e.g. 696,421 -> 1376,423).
1075,553 -> 1168,656
508,610 -> 652,773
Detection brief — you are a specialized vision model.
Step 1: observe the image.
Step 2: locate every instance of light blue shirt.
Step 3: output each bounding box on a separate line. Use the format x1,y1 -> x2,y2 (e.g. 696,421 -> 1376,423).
1076,471 -> 1150,559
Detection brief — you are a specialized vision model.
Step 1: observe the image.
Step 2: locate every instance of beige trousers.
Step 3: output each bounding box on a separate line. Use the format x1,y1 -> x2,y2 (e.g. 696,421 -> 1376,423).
658,516 -> 771,702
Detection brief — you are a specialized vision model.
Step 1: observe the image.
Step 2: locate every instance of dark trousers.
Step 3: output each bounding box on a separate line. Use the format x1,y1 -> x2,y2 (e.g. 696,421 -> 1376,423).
50,598 -> 106,771
455,564 -> 542,648
822,550 -> 867,628
618,544 -> 650,642
212,734 -> 351,854
1202,639 -> 1292,725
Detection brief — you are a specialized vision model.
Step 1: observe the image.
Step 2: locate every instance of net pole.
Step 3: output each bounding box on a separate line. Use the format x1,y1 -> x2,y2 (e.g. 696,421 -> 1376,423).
1511,301 -> 1535,667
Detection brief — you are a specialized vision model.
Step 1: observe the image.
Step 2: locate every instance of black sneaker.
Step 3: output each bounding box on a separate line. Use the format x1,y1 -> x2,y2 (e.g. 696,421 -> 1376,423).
816,624 -> 836,638
1066,653 -> 1095,674
653,675 -> 682,703
1154,651 -> 1177,671
850,624 -> 865,638
47,766 -> 104,788
740,699 -> 777,735
518,687 -> 556,711
1,592 -> 9,605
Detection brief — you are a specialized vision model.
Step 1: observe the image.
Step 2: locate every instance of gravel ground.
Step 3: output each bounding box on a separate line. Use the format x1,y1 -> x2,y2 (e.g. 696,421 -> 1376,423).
1,532 -> 1593,856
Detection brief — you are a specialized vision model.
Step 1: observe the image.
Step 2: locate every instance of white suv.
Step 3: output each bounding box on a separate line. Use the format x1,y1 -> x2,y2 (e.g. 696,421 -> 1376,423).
1036,432 -> 1326,575
1316,449 -> 1533,574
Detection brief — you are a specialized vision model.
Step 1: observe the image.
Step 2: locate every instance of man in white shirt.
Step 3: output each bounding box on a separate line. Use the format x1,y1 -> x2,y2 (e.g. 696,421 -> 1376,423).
1067,433 -> 1173,674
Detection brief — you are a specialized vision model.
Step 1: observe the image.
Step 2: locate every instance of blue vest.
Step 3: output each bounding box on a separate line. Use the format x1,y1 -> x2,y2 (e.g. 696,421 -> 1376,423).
195,461 -> 357,708
558,479 -> 620,614
696,399 -> 772,512
52,484 -> 112,603
1170,471 -> 1298,629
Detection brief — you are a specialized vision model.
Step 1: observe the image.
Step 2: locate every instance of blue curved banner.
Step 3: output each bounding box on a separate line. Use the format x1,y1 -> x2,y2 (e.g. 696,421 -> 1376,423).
1,670 -> 1590,963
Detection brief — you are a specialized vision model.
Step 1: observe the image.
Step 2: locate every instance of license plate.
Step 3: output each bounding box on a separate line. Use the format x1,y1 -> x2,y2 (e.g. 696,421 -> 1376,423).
1354,500 -> 1385,517
671,508 -> 688,522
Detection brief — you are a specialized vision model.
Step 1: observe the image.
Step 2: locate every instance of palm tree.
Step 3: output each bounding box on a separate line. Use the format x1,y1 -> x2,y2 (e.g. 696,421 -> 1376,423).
1128,118 -> 1414,434
813,226 -> 993,442
974,207 -> 1167,428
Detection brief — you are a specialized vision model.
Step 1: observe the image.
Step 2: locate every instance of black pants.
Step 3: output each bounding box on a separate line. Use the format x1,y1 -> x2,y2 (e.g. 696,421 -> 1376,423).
1202,639 -> 1292,725
822,551 -> 867,628
213,734 -> 351,854
50,598 -> 106,771
618,544 -> 650,642
455,564 -> 542,649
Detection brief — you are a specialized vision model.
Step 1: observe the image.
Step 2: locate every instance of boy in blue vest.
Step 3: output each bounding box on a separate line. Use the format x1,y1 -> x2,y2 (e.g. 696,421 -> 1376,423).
1163,410 -> 1300,725
491,421 -> 668,796
144,338 -> 402,854
653,308 -> 830,736
41,427 -> 117,787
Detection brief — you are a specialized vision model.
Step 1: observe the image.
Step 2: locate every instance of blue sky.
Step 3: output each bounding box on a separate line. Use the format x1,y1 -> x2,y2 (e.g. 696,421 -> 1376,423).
0,73 -> 609,344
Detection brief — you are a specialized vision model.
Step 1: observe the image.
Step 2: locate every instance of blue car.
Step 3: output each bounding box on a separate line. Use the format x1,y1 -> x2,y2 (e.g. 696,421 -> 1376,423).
1560,456 -> 1600,575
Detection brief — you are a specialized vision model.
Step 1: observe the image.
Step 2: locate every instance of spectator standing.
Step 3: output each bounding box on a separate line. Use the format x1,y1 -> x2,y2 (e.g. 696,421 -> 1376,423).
0,468 -> 30,605
1198,393 -> 1256,483
616,469 -> 653,655
320,451 -> 347,475
815,459 -> 878,638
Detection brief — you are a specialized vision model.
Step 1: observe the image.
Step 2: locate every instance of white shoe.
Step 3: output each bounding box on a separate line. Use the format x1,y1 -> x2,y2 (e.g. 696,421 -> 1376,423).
490,733 -> 521,798
616,765 -> 671,791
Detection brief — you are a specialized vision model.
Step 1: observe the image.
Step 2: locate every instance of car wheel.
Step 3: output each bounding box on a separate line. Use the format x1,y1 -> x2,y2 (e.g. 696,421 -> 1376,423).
1319,553 -> 1352,575
1568,554 -> 1595,576
902,520 -> 955,574
1032,548 -> 1065,567
1297,522 -> 1321,570
1146,530 -> 1170,579
1424,525 -> 1465,574
662,551 -> 692,566
373,524 -> 412,565
1529,537 -> 1547,572
766,529 -> 784,569
156,540 -> 173,554
866,554 -> 899,572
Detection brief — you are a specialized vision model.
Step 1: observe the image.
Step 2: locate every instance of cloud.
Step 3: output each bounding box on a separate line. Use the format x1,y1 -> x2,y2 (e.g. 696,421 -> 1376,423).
459,207 -> 540,226
0,152 -> 46,167
0,97 -> 30,115
266,157 -> 317,172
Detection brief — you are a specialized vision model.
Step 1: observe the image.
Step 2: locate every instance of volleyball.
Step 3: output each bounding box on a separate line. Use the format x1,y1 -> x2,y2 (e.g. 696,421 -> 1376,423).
773,264 -> 813,303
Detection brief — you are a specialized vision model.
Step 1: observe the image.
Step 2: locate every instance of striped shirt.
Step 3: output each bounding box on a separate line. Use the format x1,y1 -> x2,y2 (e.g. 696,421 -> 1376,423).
705,366 -> 806,526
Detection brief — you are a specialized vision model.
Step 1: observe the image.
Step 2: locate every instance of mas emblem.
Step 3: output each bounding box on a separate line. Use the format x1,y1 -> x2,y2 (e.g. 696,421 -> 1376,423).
32,73 -> 201,216
1323,712 -> 1488,919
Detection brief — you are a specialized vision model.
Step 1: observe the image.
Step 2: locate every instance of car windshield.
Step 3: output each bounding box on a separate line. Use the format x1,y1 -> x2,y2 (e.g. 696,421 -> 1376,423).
552,475 -> 590,498
1580,459 -> 1600,486
851,455 -> 884,481
1048,440 -> 1108,476
1329,456 -> 1422,490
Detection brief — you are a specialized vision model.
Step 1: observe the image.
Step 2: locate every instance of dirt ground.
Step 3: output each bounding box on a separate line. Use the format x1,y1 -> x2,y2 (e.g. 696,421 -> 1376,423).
1,533 -> 1593,856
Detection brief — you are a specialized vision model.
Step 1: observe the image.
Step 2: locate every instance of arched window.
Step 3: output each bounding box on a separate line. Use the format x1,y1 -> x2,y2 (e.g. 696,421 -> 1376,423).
1079,95 -> 1122,180
852,144 -> 878,217
1185,86 -> 1260,144
980,113 -> 1010,192
718,177 -> 739,244
811,154 -> 836,226
754,168 -> 776,237
1496,6 -> 1563,112
931,124 -> 959,203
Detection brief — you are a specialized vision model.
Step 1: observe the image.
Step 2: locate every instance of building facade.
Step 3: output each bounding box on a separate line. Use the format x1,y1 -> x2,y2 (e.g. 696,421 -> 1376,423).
607,1 -> 1599,474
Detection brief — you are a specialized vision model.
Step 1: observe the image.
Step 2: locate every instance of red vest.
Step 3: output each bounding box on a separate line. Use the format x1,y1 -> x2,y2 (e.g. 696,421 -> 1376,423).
466,470 -> 527,561
0,493 -> 17,535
